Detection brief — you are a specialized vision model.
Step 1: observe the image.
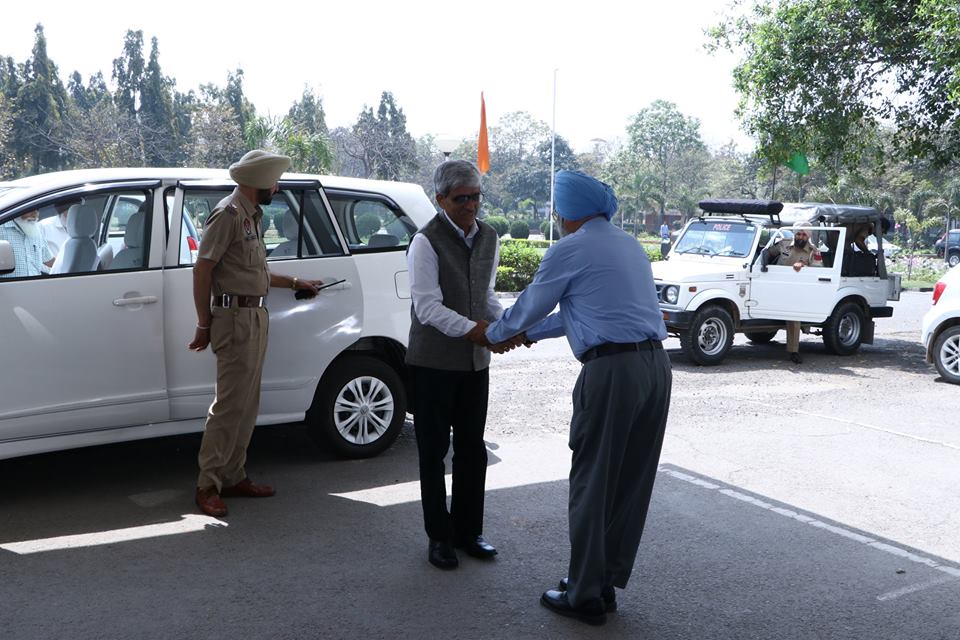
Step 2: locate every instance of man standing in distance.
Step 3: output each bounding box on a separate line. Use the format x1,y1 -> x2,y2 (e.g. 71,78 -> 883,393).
189,150 -> 322,517
406,160 -> 503,569
486,170 -> 673,625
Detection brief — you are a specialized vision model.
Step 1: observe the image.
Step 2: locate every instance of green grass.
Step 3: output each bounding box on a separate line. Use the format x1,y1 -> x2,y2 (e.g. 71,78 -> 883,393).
900,279 -> 937,290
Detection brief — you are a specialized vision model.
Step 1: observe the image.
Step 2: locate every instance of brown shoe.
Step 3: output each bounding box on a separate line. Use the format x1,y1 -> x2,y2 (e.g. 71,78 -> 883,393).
221,478 -> 275,498
195,487 -> 228,517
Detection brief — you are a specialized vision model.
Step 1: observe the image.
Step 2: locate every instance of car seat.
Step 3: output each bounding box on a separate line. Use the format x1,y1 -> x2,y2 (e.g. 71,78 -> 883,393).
54,204 -> 99,274
112,210 -> 146,269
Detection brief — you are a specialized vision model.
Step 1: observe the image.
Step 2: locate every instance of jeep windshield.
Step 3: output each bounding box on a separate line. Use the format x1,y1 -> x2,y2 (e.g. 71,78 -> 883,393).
672,220 -> 756,257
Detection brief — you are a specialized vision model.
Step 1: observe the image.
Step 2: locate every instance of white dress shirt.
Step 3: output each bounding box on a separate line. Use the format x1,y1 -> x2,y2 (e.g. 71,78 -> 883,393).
407,212 -> 503,338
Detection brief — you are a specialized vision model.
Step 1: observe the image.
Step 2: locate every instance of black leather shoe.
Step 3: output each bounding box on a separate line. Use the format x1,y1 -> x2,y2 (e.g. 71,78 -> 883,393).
428,539 -> 458,569
540,589 -> 606,626
455,535 -> 498,559
790,351 -> 803,364
558,577 -> 617,612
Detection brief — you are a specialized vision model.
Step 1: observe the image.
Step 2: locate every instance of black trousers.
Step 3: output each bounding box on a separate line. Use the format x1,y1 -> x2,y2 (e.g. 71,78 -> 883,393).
410,365 -> 489,542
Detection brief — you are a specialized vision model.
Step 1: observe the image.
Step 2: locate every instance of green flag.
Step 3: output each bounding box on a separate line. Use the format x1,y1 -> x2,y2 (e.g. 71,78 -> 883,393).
784,152 -> 810,175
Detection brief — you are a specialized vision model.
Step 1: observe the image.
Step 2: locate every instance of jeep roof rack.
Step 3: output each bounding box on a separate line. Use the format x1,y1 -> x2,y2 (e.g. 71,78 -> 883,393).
697,199 -> 783,225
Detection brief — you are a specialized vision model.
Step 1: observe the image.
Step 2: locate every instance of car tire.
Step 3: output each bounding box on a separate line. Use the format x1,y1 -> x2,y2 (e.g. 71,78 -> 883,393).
745,330 -> 778,344
823,301 -> 865,355
306,354 -> 406,458
948,252 -> 960,268
681,306 -> 734,365
932,326 -> 960,385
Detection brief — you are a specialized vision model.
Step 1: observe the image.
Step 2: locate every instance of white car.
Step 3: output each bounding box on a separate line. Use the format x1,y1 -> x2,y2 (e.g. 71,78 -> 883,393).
654,200 -> 901,365
921,265 -> 960,384
0,168 -> 436,460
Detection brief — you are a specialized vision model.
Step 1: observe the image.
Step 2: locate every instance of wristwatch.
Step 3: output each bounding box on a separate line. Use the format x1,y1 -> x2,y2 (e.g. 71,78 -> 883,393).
291,277 -> 299,290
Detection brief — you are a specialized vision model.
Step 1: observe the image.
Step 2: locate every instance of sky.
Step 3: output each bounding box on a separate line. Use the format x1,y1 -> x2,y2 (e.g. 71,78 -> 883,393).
2,0 -> 753,154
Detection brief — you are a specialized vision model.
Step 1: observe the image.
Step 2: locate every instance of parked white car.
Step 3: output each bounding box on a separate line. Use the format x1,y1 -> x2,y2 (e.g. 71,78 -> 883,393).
0,168 -> 436,460
653,200 -> 901,365
921,265 -> 960,384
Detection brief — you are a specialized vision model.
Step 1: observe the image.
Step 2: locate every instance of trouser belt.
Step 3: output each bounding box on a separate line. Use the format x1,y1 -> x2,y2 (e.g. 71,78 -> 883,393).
579,340 -> 663,364
212,294 -> 265,308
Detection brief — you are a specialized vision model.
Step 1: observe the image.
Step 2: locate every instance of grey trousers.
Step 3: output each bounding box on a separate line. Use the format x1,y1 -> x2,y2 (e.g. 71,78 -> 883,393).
565,348 -> 672,607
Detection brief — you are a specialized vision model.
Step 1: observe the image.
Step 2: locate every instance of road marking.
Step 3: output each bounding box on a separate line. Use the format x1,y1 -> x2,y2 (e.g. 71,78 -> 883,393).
738,398 -> 960,451
876,576 -> 960,601
659,467 -> 960,587
0,514 -> 226,555
333,437 -> 571,507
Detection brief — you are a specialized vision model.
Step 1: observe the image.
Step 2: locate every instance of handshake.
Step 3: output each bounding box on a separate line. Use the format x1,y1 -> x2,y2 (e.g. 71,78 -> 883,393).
464,320 -> 533,354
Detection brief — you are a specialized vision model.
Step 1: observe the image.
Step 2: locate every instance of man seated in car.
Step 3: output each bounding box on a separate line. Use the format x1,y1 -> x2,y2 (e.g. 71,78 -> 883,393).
0,210 -> 55,278
764,222 -> 823,364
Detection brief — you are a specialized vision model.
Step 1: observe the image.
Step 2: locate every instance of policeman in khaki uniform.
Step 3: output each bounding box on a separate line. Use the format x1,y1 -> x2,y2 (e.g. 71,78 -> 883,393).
189,150 -> 322,518
765,221 -> 823,364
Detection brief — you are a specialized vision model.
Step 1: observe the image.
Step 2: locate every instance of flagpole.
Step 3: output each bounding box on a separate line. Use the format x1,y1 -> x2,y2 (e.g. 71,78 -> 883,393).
549,68 -> 557,243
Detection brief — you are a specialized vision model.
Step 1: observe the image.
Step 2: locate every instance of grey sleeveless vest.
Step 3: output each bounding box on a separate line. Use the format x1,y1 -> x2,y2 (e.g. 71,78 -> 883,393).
406,214 -> 497,371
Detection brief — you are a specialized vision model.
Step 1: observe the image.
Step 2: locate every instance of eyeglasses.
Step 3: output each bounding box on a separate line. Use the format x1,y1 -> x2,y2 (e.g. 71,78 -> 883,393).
450,192 -> 482,205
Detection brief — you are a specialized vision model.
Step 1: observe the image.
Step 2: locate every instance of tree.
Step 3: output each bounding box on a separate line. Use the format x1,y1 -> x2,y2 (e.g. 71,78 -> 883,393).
626,100 -> 706,225
348,91 -> 417,180
708,0 -> 960,171
187,102 -> 245,168
139,37 -> 179,165
112,30 -> 145,118
13,24 -> 69,173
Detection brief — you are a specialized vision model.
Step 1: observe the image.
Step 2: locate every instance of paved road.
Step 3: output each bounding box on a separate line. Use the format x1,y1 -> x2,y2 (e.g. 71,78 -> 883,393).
1,291 -> 957,639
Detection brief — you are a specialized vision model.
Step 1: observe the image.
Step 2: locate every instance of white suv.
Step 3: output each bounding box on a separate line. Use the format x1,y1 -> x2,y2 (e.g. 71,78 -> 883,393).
0,168 -> 436,460
921,265 -> 960,384
652,199 -> 901,365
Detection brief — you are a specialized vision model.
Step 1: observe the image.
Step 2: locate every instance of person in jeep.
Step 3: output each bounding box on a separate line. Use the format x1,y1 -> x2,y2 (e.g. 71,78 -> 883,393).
765,221 -> 823,364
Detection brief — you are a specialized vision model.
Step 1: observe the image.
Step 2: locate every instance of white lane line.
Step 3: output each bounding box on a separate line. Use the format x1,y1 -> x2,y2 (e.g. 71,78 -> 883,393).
877,576 -> 960,601
0,514 -> 226,555
738,398 -> 960,451
659,467 -> 960,588
333,437 -> 572,507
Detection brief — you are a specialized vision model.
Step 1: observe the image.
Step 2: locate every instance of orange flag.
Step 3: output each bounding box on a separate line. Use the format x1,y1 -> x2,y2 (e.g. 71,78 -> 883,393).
477,92 -> 490,174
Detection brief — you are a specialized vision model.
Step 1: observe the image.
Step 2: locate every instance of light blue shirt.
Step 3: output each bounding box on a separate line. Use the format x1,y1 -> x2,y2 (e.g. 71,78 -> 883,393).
486,217 -> 667,359
0,220 -> 53,278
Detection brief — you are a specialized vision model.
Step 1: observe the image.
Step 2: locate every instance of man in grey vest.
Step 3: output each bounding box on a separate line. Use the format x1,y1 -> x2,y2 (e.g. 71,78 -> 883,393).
406,160 -> 503,569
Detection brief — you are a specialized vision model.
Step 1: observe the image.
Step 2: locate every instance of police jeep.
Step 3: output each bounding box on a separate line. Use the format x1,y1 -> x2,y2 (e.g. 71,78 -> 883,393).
651,199 -> 902,365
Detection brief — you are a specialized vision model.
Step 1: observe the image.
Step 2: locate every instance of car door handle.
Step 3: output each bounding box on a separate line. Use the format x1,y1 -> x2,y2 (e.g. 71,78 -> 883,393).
818,277 -> 832,282
113,296 -> 158,306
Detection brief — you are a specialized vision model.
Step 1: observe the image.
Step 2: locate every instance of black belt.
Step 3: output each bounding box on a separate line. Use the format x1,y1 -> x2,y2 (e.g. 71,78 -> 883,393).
579,340 -> 663,364
212,294 -> 265,308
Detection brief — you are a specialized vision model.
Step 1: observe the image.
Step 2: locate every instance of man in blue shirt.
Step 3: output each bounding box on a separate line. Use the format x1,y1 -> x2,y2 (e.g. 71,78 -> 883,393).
485,170 -> 673,626
0,210 -> 55,278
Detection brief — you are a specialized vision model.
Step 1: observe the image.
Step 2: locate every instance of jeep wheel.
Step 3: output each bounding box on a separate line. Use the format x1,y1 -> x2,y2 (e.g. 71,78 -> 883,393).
745,330 -> 778,344
823,302 -> 865,355
681,306 -> 734,365
948,252 -> 960,268
933,326 -> 960,385
306,355 -> 406,458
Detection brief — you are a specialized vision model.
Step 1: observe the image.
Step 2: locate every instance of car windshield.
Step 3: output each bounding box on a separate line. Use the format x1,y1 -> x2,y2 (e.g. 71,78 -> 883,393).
673,220 -> 756,257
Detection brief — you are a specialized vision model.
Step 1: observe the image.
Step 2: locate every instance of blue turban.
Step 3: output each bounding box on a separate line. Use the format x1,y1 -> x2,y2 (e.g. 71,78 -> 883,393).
554,170 -> 618,221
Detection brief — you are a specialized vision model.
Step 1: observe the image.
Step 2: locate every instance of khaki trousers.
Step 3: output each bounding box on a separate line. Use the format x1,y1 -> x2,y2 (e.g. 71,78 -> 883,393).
786,321 -> 801,353
197,306 -> 269,491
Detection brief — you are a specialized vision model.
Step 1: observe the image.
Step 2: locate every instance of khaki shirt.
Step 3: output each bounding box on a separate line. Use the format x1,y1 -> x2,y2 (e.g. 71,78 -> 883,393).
197,189 -> 269,296
769,239 -> 823,268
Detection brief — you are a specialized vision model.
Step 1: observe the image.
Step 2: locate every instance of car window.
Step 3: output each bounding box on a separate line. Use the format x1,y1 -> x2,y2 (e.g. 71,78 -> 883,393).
327,192 -> 417,253
674,220 -> 756,257
0,189 -> 152,281
266,189 -> 345,260
177,188 -> 345,263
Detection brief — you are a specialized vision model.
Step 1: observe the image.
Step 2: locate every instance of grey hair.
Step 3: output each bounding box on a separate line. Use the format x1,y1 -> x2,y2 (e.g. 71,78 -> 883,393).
434,160 -> 481,196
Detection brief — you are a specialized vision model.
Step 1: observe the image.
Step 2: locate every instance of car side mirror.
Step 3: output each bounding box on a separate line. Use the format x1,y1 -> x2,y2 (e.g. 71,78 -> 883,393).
0,240 -> 14,275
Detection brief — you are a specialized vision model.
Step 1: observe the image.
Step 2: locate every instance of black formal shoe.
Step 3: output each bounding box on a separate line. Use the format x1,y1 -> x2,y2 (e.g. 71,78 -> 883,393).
428,539 -> 459,569
455,535 -> 498,559
790,351 -> 803,364
540,589 -> 606,626
558,577 -> 617,612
